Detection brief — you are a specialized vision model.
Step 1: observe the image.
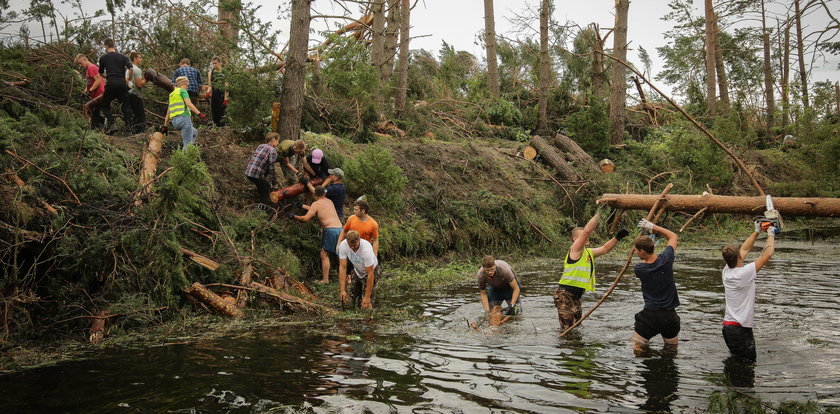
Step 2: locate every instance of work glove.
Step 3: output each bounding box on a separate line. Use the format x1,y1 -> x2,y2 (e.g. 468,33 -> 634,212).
637,219 -> 654,231
159,125 -> 169,135
614,228 -> 630,241
767,226 -> 779,237
222,98 -> 229,107
287,213 -> 296,220
754,220 -> 762,233
299,176 -> 309,185
504,304 -> 519,316
198,113 -> 208,124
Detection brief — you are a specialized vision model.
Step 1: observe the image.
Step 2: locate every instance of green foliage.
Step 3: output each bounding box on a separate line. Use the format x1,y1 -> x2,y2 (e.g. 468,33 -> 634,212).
318,35 -> 378,140
225,68 -> 277,131
343,145 -> 407,211
152,145 -> 213,219
564,95 -> 610,156
485,98 -> 522,126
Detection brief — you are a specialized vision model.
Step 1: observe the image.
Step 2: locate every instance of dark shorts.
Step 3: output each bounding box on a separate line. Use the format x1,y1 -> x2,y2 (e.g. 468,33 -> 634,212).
553,286 -> 582,329
722,324 -> 756,362
634,309 -> 681,340
350,264 -> 381,308
486,279 -> 521,307
322,227 -> 341,254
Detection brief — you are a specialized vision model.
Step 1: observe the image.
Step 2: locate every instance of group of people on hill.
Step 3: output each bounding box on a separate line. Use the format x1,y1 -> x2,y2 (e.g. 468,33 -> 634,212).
245,134 -> 381,309
480,211 -> 777,362
75,38 -> 229,141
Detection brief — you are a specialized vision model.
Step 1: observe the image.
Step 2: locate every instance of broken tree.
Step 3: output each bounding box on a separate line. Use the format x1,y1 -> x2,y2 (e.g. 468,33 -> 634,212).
597,193 -> 840,217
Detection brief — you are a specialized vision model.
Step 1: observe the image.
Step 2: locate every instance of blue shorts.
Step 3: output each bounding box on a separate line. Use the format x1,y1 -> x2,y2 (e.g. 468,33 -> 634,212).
487,279 -> 521,307
322,227 -> 341,254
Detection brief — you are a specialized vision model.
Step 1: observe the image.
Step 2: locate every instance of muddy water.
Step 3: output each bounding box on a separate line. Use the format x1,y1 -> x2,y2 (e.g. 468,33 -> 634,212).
1,242 -> 838,413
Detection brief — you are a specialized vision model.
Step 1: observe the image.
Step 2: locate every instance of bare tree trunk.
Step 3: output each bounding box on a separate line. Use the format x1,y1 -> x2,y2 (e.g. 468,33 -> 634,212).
793,0 -> 810,109
530,135 -> 580,181
382,0 -> 399,82
394,0 -> 410,116
704,0 -> 717,116
713,18 -> 730,111
609,0 -> 629,145
278,0 -> 312,141
598,193 -> 840,218
537,0 -> 550,134
371,0 -> 386,112
835,82 -> 840,118
484,0 -> 500,97
761,0 -> 775,132
218,0 -> 242,47
780,17 -> 791,129
590,23 -> 607,98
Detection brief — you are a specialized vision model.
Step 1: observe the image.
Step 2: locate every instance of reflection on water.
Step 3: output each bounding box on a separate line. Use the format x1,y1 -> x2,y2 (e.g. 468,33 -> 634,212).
0,242 -> 838,412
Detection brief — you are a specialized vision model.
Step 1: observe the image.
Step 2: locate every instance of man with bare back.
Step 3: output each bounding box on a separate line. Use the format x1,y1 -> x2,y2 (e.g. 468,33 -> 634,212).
291,186 -> 342,283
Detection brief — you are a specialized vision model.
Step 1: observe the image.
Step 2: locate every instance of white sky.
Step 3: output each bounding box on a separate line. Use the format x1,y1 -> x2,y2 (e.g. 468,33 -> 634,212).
4,0 -> 839,96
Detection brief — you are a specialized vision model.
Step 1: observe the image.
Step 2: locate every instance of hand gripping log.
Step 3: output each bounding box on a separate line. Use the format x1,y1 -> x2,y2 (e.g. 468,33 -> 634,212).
559,183 -> 673,337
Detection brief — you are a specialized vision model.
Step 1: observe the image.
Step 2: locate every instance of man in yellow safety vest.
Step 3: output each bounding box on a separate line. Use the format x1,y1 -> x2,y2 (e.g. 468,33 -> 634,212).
554,210 -> 629,330
162,76 -> 205,147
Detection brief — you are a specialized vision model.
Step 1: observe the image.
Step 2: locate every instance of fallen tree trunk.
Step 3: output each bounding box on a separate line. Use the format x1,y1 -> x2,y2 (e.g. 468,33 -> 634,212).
143,68 -> 175,92
269,178 -> 324,203
184,282 -> 244,318
597,193 -> 840,217
529,135 -> 580,181
138,132 -> 164,192
236,259 -> 254,308
549,133 -> 598,172
181,248 -> 220,270
267,268 -> 317,301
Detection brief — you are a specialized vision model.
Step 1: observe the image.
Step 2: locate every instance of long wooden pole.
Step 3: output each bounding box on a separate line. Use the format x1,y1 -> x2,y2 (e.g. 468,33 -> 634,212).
560,183 -> 673,337
598,193 -> 840,218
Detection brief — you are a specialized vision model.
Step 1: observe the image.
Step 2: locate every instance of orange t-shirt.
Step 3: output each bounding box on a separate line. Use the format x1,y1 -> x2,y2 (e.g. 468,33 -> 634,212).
343,215 -> 379,242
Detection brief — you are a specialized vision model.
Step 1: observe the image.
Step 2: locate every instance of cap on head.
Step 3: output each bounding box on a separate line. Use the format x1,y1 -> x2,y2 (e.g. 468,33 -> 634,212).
327,168 -> 344,179
311,149 -> 324,164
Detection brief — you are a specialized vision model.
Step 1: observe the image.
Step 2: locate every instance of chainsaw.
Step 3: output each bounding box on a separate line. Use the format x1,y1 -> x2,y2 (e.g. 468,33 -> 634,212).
755,194 -> 783,234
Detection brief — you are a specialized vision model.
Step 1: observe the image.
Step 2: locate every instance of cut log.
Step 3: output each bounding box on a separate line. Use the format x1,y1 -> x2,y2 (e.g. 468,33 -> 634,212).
185,282 -> 243,318
522,146 -> 537,160
247,281 -> 334,315
138,132 -> 164,190
549,133 -> 598,172
88,310 -> 110,344
235,260 -> 254,308
267,268 -> 317,301
269,178 -> 324,203
597,193 -> 840,217
181,248 -> 220,270
143,68 -> 175,92
529,135 -> 580,181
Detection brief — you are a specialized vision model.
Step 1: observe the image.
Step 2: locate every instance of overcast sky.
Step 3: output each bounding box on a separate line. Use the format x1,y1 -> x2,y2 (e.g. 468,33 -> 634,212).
3,0 -> 838,95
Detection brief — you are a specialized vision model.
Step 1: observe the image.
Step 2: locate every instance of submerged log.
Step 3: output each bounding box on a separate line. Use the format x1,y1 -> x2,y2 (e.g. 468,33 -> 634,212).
185,282 -> 244,318
143,68 -> 175,92
550,132 -> 598,172
598,193 -> 840,217
269,178 -> 324,203
529,135 -> 580,181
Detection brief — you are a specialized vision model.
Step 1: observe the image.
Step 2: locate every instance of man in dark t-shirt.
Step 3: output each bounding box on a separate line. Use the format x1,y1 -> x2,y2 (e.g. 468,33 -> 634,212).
98,38 -> 134,133
631,219 -> 680,355
323,168 -> 346,221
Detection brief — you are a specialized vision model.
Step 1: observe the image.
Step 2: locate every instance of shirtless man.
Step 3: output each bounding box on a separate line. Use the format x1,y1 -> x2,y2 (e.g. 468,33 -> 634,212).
291,186 -> 342,283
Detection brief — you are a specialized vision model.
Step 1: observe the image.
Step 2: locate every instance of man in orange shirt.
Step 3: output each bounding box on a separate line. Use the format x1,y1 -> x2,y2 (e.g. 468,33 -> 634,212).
336,199 -> 379,256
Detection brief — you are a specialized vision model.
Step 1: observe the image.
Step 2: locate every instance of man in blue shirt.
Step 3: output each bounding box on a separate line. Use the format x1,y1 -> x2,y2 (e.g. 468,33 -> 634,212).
631,219 -> 680,355
323,168 -> 346,221
172,58 -> 203,102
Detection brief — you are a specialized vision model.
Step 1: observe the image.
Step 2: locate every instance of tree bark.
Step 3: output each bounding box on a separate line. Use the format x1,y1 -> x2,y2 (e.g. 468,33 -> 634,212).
761,0 -> 775,132
371,0 -> 386,111
609,0 -> 629,145
382,0 -> 400,82
218,0 -> 241,47
247,281 -> 334,315
793,0 -> 810,109
597,193 -> 840,217
590,23 -> 607,98
537,0 -> 551,134
549,132 -> 598,172
780,18 -> 791,129
632,76 -> 656,125
835,82 -> 840,118
235,259 -> 253,308
484,0 -> 500,97
185,282 -> 244,318
278,0 -> 312,141
713,18 -> 730,111
269,178 -> 323,203
530,135 -> 580,180
704,0 -> 717,116
137,132 -> 164,201
394,0 -> 410,116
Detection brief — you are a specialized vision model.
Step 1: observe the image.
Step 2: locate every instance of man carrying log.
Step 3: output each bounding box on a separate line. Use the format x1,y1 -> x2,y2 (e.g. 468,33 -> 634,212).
75,54 -> 105,129
290,186 -> 342,284
720,221 -> 777,362
245,132 -> 281,207
631,219 -> 680,355
554,212 -> 629,329
338,230 -> 380,309
302,167 -> 346,220
477,255 -> 521,316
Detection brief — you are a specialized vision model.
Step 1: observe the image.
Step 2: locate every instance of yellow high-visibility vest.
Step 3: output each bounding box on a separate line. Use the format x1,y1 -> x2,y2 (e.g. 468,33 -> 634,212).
168,87 -> 189,118
559,248 -> 596,292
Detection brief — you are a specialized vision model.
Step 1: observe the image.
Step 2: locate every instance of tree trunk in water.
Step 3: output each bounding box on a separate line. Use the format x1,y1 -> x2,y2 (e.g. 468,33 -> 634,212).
218,0 -> 241,47
761,0 -> 775,133
537,0 -> 551,134
185,282 -> 244,318
590,23 -> 607,98
279,0 -> 311,141
713,18 -> 730,111
382,0 -> 400,82
394,0 -> 410,116
793,0 -> 809,109
780,18 -> 791,129
371,0 -> 386,112
704,0 -> 717,117
609,0 -> 629,145
550,132 -> 598,172
530,135 -> 579,181
597,193 -> 840,217
484,0 -> 500,97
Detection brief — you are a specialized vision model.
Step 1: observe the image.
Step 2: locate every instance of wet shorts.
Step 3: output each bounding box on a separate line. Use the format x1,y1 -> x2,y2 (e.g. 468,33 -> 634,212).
553,286 -> 582,329
322,227 -> 341,254
722,324 -> 756,362
486,279 -> 521,308
634,309 -> 681,340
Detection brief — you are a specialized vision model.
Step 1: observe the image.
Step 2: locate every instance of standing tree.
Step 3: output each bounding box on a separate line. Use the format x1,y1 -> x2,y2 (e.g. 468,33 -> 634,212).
760,0 -> 775,132
793,0 -> 810,110
609,0 -> 629,145
218,0 -> 242,47
484,0 -> 500,97
278,0 -> 312,141
383,0 -> 400,81
704,0 -> 717,116
713,19 -> 730,111
537,0 -> 551,134
590,23 -> 607,98
779,17 -> 791,128
371,0 -> 386,111
394,0 -> 410,116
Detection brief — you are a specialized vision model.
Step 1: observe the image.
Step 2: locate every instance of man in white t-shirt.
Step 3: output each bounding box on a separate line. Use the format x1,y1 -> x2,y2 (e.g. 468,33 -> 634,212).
720,221 -> 777,362
338,230 -> 380,309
